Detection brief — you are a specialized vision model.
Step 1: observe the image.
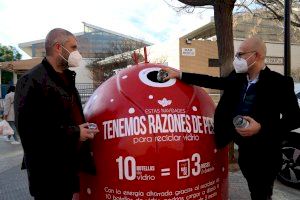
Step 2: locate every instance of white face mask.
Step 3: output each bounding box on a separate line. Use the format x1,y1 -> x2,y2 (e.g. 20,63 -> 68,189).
60,45 -> 83,68
233,52 -> 256,73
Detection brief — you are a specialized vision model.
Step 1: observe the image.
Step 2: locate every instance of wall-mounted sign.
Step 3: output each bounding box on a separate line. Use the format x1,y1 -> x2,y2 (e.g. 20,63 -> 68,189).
265,56 -> 283,65
182,48 -> 196,56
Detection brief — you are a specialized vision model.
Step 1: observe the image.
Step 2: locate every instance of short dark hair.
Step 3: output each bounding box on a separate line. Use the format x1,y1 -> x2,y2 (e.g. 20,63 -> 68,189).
45,28 -> 74,56
7,85 -> 15,93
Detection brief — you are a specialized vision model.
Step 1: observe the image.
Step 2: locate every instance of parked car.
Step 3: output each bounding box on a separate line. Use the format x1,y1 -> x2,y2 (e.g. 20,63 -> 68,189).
277,83 -> 300,189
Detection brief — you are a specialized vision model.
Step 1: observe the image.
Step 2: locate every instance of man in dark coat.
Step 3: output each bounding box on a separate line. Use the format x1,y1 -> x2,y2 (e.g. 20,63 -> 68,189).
14,28 -> 99,200
163,36 -> 300,200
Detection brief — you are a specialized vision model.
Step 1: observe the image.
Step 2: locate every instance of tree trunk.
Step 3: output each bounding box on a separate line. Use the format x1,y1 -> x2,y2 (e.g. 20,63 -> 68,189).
214,0 -> 236,77
214,0 -> 236,165
178,0 -> 236,76
178,0 -> 237,165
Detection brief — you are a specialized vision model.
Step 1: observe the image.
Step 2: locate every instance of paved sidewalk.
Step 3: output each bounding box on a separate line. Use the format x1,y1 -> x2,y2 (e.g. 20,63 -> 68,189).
0,136 -> 299,200
229,168 -> 300,200
0,136 -> 33,200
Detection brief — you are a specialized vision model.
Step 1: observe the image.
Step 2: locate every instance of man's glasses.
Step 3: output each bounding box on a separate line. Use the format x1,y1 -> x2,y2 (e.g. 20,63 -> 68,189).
235,51 -> 256,58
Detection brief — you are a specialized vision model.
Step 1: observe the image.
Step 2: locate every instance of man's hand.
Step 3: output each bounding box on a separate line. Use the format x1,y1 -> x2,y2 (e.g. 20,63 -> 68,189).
235,116 -> 261,137
161,67 -> 181,81
79,123 -> 99,141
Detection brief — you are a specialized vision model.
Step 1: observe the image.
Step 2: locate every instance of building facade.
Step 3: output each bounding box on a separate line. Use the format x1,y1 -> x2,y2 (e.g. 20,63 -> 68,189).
0,22 -> 151,99
3,22 -> 151,84
145,17 -> 300,78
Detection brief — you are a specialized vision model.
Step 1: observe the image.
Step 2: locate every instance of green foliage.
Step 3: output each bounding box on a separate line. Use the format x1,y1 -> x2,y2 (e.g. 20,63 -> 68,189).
1,70 -> 13,84
0,44 -> 22,62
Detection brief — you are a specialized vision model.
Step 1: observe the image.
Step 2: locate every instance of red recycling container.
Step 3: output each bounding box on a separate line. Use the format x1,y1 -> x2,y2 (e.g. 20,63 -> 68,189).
78,63 -> 228,200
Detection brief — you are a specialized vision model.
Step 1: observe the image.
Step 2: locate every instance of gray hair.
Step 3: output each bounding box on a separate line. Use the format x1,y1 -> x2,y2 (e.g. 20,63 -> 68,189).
45,28 -> 74,56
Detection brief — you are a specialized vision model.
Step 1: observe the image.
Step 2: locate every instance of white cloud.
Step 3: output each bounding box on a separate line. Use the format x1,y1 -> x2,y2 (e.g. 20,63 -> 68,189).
0,0 -> 213,58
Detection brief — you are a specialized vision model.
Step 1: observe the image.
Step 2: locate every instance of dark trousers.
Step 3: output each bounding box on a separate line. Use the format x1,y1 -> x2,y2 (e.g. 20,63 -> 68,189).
238,148 -> 281,200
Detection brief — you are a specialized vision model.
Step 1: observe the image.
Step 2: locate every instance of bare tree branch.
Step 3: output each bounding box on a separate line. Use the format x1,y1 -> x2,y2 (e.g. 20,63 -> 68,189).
255,0 -> 300,27
172,0 -> 236,77
291,11 -> 300,26
257,0 -> 283,20
164,0 -> 195,13
271,0 -> 284,8
235,3 -> 254,13
235,0 -> 255,13
178,0 -> 215,6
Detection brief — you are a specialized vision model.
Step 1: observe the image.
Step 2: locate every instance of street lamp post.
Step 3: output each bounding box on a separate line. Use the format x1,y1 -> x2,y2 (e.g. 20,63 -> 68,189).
284,0 -> 291,76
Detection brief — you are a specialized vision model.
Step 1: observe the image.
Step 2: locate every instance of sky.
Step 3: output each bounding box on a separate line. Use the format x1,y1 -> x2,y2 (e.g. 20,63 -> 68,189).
0,0 -> 213,59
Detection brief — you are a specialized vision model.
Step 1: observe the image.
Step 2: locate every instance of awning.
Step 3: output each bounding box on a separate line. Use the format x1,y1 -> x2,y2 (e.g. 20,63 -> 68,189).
0,57 -> 43,74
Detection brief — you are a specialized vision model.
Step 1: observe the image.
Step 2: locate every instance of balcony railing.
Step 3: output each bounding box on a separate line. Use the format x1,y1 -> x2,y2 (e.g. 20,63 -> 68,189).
76,83 -> 101,105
